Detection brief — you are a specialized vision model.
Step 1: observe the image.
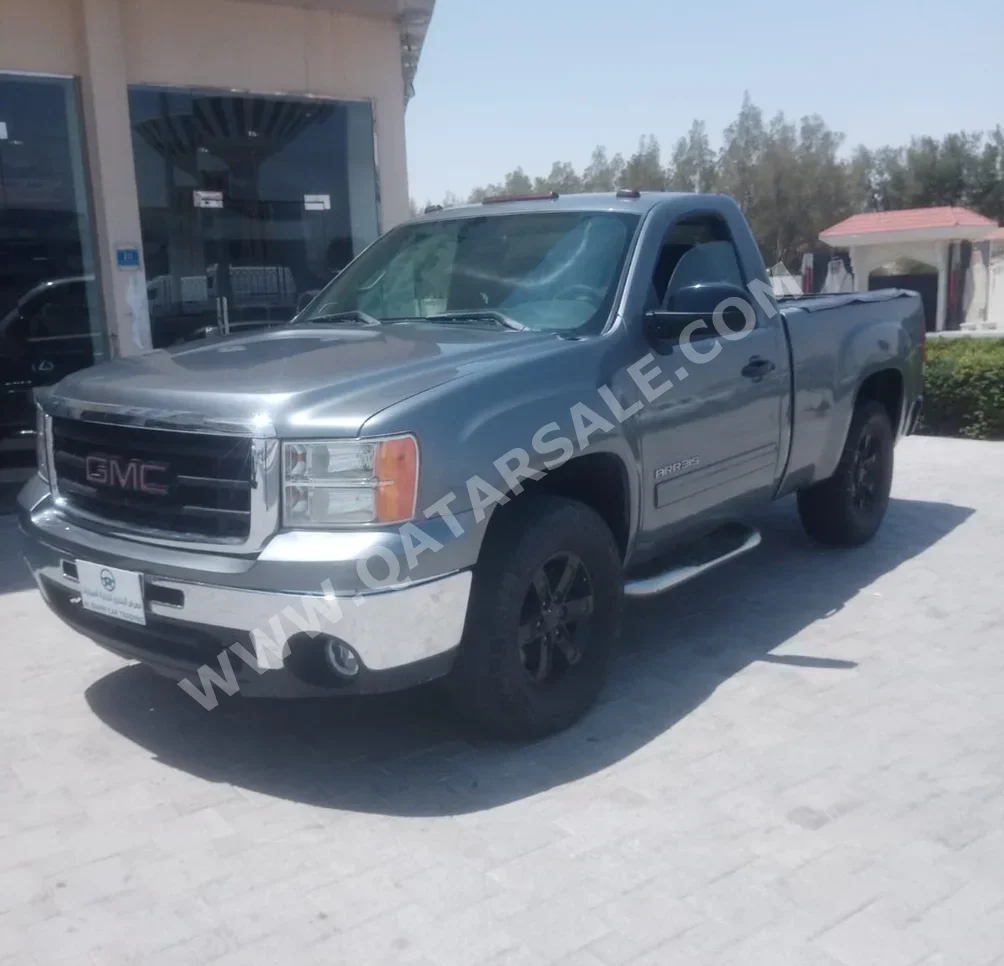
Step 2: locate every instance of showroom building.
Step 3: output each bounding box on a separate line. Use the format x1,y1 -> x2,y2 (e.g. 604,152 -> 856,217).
0,0 -> 434,434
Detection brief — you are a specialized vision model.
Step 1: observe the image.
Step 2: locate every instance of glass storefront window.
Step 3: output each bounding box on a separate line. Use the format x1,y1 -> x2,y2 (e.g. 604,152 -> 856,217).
0,73 -> 103,443
127,87 -> 380,348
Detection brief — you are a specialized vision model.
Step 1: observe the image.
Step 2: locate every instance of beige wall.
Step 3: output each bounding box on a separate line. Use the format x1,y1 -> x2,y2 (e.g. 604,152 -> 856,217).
0,0 -> 409,227
1,0 -> 410,354
0,0 -> 81,75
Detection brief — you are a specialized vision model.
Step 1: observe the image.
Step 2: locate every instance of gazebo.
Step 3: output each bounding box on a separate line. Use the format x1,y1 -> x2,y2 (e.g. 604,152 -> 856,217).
820,207 -> 998,331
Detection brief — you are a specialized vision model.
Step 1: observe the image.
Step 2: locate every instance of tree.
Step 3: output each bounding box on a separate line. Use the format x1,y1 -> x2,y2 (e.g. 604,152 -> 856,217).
755,112 -> 800,266
865,130 -> 1000,216
619,135 -> 666,191
582,146 -> 625,192
717,98 -> 857,267
847,146 -> 878,212
793,114 -> 854,260
501,167 -> 535,196
667,121 -> 716,193
534,161 -> 583,194
717,93 -> 766,219
972,126 -> 1004,224
444,98 -> 1002,262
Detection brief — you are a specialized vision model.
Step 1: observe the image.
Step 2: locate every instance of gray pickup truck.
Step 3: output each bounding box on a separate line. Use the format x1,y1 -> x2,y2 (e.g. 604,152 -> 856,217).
19,191 -> 925,737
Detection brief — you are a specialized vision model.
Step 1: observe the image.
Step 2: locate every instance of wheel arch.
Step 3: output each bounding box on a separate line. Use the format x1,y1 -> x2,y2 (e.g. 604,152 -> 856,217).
853,367 -> 905,436
485,450 -> 634,561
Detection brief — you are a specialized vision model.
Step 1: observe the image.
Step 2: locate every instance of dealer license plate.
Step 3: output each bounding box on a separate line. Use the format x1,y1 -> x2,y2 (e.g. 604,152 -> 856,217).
76,561 -> 147,626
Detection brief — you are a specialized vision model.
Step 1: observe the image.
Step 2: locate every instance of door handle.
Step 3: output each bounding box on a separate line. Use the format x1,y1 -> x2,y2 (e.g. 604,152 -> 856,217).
741,356 -> 776,379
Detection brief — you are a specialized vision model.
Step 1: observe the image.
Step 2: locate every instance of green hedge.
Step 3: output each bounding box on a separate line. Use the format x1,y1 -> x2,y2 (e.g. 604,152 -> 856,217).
921,337 -> 1004,440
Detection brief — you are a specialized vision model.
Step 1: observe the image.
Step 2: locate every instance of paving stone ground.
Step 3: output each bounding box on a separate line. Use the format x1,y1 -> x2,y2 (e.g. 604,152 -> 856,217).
1,435 -> 1003,965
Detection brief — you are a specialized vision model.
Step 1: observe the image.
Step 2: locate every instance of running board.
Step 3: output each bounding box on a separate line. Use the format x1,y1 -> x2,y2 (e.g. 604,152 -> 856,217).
623,525 -> 762,599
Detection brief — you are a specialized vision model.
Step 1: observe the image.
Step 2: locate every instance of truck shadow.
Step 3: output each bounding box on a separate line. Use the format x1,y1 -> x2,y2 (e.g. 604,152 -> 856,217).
0,514 -> 34,596
85,496 -> 973,817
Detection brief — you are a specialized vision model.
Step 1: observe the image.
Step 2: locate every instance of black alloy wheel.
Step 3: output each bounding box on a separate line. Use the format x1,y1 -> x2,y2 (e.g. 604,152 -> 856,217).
850,424 -> 883,512
517,552 -> 595,685
797,401 -> 894,547
448,495 -> 623,739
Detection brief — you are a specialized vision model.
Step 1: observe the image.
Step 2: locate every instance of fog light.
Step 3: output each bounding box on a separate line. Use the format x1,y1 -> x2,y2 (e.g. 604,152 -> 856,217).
324,639 -> 360,678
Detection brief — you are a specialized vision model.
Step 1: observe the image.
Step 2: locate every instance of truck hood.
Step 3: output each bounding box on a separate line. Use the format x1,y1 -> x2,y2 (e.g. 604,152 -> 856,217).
47,323 -> 561,437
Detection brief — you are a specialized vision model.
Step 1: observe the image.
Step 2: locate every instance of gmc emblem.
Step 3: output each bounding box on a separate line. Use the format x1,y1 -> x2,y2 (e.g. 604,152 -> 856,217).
85,454 -> 169,496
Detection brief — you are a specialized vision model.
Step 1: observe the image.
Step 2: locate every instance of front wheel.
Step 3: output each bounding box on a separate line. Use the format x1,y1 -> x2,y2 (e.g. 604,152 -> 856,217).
448,495 -> 623,740
797,401 -> 895,547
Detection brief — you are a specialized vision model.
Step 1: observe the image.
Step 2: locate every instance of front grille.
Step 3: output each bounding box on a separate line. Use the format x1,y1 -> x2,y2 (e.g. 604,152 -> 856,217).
51,418 -> 253,540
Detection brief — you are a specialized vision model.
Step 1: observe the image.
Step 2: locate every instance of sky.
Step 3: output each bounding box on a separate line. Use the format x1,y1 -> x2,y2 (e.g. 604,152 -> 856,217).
406,0 -> 1004,206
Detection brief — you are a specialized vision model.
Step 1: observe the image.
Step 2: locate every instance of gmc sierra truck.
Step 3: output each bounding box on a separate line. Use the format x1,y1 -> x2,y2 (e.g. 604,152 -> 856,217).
18,191 -> 925,738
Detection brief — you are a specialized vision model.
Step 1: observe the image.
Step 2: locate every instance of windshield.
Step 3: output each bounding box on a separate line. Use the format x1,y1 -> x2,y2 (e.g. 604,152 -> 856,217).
297,210 -> 640,335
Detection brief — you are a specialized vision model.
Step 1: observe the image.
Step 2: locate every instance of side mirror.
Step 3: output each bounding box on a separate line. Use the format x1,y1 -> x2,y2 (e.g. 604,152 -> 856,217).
645,282 -> 754,343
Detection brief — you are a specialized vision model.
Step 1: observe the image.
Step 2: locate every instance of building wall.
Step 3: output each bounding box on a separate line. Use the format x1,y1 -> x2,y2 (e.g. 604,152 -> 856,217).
0,0 -> 409,229
0,0 -> 81,75
1,0 -> 410,355
848,241 -> 950,331
118,0 -> 409,229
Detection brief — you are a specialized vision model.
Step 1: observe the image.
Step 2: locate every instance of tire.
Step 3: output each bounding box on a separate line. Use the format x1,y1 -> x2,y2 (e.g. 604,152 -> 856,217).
797,401 -> 894,547
448,495 -> 623,740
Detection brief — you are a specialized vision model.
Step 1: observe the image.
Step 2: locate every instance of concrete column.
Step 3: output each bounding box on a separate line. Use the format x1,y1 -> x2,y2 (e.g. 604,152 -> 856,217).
989,243 -> 1004,327
848,247 -> 868,290
935,241 -> 949,332
75,0 -> 151,356
372,86 -> 410,231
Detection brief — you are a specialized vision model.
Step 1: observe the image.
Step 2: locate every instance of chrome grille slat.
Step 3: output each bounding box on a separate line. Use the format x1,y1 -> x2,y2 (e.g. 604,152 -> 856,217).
179,505 -> 250,521
174,474 -> 251,492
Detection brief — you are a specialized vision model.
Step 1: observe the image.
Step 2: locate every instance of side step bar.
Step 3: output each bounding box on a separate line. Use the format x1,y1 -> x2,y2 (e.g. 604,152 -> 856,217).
623,525 -> 762,599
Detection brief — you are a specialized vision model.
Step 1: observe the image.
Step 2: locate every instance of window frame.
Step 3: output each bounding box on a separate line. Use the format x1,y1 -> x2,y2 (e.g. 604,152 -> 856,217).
654,212 -> 752,306
300,209 -> 642,336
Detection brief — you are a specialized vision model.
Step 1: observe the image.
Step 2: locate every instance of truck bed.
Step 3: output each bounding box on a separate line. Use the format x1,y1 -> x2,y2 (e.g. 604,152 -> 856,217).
777,288 -> 925,495
778,288 -> 919,313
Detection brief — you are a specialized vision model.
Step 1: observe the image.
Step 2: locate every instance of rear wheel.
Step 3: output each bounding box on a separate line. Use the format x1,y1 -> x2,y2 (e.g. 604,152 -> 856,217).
797,401 -> 894,547
448,495 -> 623,740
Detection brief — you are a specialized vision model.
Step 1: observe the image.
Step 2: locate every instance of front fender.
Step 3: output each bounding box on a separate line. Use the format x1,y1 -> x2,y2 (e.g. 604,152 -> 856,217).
360,338 -> 643,560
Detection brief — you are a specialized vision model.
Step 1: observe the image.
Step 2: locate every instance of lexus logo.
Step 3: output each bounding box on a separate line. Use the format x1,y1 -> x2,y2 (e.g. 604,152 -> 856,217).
85,454 -> 169,496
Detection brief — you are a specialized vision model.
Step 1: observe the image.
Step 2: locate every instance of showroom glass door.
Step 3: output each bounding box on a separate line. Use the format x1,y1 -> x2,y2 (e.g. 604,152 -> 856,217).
1,72 -> 103,447
128,88 -> 379,348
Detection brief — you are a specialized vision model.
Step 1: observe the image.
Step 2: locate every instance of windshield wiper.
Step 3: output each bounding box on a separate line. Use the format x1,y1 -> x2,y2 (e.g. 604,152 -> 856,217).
298,309 -> 382,327
420,310 -> 527,332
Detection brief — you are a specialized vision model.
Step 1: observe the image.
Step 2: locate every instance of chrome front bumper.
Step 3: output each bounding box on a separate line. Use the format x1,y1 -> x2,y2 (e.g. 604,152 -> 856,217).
18,479 -> 474,694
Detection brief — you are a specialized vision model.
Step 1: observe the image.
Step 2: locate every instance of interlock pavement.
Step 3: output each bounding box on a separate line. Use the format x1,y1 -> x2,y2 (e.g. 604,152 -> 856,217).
1,435 -> 1002,965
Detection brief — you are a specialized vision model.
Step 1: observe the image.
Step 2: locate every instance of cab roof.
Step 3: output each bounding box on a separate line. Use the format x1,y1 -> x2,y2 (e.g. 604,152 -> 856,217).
417,191 -> 706,221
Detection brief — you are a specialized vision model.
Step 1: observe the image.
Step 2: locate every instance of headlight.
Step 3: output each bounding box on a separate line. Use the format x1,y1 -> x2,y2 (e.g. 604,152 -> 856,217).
282,436 -> 418,527
35,406 -> 50,483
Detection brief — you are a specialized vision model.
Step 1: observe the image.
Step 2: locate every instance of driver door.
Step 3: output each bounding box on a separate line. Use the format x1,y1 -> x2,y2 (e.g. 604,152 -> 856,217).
634,213 -> 788,542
